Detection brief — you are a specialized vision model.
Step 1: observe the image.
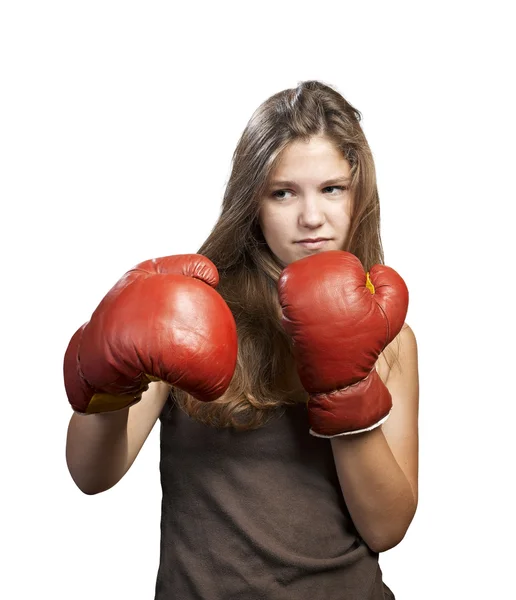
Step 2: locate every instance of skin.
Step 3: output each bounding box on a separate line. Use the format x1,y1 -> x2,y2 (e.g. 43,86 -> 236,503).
258,135 -> 419,553
258,135 -> 353,266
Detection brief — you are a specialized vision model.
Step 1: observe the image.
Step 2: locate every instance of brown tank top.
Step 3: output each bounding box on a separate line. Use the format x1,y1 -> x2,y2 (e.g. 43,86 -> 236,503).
154,395 -> 395,599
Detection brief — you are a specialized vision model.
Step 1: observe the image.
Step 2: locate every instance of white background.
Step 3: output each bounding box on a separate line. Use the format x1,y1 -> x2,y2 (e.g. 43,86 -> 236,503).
1,1 -> 514,598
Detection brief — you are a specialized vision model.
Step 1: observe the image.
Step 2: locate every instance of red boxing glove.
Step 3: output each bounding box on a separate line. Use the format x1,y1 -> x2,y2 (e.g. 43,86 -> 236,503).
278,250 -> 409,437
64,254 -> 237,414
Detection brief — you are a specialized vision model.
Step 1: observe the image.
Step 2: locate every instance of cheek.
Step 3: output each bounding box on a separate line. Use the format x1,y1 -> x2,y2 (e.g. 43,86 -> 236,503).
260,206 -> 288,238
331,203 -> 352,230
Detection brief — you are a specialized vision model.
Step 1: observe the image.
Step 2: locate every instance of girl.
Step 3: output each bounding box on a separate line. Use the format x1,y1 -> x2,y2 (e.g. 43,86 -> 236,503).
65,80 -> 419,599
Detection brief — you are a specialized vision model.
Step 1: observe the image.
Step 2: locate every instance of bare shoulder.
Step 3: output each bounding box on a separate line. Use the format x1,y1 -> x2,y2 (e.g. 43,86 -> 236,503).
376,323 -> 417,384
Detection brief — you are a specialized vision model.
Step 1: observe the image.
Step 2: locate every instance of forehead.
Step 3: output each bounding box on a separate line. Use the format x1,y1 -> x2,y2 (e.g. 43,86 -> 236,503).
270,136 -> 351,180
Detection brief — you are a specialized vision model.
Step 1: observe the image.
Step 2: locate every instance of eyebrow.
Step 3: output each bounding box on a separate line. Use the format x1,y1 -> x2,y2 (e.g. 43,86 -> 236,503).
268,176 -> 351,187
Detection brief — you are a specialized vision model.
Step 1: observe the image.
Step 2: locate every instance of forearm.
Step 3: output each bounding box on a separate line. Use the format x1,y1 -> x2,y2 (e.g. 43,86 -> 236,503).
330,425 -> 417,553
66,407 -> 130,495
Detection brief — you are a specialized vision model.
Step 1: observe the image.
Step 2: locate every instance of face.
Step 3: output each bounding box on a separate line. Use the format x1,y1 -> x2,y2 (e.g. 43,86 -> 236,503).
258,135 -> 353,267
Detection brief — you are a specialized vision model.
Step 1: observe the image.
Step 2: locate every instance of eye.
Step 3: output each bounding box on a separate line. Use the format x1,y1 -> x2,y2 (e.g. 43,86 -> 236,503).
271,189 -> 292,200
323,185 -> 349,194
270,185 -> 349,201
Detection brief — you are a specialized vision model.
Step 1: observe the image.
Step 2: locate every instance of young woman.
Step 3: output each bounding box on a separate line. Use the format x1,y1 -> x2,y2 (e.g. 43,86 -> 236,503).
65,80 -> 419,599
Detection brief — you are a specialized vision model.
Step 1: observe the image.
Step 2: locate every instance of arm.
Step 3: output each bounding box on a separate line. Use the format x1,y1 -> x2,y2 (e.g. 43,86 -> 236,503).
64,253 -> 238,493
66,381 -> 170,495
330,324 -> 419,552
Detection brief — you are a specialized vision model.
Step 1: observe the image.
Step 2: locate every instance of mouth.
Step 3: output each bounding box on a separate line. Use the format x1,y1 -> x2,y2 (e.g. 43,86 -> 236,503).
295,238 -> 332,250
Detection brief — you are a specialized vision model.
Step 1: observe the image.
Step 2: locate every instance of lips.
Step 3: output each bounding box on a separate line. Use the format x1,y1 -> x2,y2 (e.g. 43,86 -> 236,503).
295,238 -> 332,250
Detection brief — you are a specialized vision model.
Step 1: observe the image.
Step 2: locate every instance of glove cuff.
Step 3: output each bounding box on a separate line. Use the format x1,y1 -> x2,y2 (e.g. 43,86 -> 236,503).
307,367 -> 392,438
72,373 -> 160,415
309,410 -> 391,438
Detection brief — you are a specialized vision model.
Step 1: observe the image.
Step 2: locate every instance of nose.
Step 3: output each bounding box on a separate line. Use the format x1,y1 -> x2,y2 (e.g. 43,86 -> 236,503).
298,196 -> 326,228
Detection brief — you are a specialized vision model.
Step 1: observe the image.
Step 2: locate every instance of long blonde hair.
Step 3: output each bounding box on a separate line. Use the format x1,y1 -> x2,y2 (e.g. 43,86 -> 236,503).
166,80 -> 400,430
